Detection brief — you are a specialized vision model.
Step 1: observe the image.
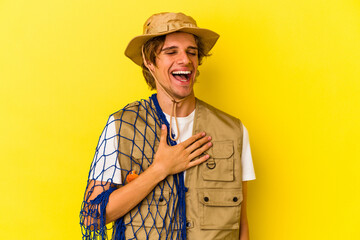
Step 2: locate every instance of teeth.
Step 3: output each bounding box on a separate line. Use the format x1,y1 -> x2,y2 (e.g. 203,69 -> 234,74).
172,71 -> 191,75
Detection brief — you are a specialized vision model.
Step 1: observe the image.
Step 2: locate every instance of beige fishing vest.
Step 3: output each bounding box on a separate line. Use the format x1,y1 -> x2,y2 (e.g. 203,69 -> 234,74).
114,98 -> 243,240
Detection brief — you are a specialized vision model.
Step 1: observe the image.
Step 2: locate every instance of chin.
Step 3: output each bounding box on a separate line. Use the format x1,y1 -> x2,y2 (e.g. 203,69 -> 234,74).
173,89 -> 194,100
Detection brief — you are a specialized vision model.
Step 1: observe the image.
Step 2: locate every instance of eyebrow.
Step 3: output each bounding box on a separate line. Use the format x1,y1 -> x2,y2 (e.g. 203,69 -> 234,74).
161,46 -> 198,51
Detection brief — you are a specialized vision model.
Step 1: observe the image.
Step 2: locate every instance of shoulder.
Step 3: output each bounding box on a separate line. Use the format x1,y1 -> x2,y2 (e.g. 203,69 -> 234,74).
196,98 -> 242,126
111,98 -> 154,120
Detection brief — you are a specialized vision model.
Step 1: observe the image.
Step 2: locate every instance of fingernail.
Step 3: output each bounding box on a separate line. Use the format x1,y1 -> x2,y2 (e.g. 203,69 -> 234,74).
208,142 -> 212,146
162,124 -> 166,130
208,136 -> 212,140
201,132 -> 206,136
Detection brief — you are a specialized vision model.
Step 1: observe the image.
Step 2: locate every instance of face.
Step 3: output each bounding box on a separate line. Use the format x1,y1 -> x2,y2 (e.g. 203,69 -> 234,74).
148,32 -> 199,100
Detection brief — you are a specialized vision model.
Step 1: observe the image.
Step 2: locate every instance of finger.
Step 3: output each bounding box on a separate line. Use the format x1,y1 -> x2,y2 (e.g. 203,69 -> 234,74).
159,124 -> 168,146
188,141 -> 212,160
186,154 -> 210,169
186,135 -> 212,153
182,131 -> 206,147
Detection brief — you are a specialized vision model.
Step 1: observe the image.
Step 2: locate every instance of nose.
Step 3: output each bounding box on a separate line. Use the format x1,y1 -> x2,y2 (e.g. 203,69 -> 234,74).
176,51 -> 192,65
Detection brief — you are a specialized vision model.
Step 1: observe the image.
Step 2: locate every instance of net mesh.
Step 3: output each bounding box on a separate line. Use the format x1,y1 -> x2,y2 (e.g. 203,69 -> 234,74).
80,94 -> 187,240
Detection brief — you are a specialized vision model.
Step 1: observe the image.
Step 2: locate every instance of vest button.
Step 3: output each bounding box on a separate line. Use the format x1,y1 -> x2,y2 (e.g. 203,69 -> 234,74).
233,197 -> 238,202
204,197 -> 209,202
186,221 -> 191,227
159,197 -> 164,202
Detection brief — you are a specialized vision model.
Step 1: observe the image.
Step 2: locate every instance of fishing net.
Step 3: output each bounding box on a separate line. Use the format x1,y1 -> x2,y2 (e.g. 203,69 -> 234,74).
80,94 -> 187,240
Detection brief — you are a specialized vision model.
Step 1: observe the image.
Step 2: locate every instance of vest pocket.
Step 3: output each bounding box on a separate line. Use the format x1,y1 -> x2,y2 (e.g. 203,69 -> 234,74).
124,189 -> 170,228
202,140 -> 234,181
198,189 -> 243,229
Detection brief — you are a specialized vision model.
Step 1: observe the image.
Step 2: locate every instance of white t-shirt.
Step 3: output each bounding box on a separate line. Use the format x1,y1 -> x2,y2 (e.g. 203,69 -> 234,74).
89,111 -> 256,184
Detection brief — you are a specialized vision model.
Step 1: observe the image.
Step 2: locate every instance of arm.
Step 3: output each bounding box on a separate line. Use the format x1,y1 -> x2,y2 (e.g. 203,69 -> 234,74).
84,124 -> 212,225
240,181 -> 250,240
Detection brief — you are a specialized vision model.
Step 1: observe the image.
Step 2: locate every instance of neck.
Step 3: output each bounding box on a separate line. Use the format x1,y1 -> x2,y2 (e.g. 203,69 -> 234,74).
156,91 -> 196,117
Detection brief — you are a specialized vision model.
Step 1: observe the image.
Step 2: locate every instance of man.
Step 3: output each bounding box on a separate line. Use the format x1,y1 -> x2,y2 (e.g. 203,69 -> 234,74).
80,12 -> 255,240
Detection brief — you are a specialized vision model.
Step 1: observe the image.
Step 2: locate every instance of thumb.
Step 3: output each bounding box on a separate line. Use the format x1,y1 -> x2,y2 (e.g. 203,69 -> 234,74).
159,124 -> 168,145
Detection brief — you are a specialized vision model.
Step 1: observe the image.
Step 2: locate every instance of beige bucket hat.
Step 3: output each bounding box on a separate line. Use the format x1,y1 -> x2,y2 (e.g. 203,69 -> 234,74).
125,12 -> 220,66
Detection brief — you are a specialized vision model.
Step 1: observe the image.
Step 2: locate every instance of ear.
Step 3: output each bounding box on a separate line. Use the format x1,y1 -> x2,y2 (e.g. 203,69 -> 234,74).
145,60 -> 155,72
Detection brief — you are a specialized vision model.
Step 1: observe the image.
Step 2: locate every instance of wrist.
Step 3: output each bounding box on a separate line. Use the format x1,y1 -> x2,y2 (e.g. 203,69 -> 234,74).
148,162 -> 168,181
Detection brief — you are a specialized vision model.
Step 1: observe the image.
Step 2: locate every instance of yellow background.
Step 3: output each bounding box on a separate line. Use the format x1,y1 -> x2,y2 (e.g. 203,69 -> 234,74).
1,0 -> 359,239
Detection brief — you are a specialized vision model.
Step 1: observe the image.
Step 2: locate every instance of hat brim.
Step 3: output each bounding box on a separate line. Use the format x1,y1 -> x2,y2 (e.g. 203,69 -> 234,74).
125,27 -> 220,66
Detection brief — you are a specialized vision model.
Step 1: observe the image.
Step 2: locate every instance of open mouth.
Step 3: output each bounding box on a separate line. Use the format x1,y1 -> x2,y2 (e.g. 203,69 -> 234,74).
171,70 -> 192,82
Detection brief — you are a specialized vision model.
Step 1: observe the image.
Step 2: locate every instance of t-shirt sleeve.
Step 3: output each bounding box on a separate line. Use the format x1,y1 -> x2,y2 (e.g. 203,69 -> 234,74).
88,115 -> 122,184
241,124 -> 256,181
